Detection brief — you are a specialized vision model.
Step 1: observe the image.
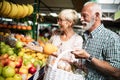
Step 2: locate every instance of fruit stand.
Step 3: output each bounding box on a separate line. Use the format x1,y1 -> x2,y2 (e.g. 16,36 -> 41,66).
0,0 -> 53,80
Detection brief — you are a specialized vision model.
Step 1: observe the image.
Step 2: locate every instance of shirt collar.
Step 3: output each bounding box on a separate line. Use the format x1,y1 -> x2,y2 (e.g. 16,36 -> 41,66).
83,24 -> 104,39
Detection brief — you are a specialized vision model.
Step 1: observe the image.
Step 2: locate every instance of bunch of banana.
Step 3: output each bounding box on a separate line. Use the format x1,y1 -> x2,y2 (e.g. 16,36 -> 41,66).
0,0 -> 34,19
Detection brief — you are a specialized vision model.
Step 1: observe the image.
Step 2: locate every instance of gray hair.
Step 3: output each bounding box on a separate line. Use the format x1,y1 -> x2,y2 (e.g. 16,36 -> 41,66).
84,2 -> 102,19
58,9 -> 79,24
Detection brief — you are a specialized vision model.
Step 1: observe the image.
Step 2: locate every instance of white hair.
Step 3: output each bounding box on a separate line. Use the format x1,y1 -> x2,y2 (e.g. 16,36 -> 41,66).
58,9 -> 79,24
84,2 -> 102,19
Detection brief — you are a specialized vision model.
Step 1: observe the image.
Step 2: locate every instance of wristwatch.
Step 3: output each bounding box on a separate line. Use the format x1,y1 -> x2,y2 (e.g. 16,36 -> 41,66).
87,55 -> 93,62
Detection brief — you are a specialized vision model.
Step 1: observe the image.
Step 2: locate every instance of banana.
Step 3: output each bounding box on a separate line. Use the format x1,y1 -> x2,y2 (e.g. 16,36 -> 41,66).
8,3 -> 18,18
16,4 -> 24,19
0,0 -> 8,16
2,1 -> 11,17
0,2 -> 2,15
21,4 -> 29,18
0,1 -> 2,10
27,4 -> 34,16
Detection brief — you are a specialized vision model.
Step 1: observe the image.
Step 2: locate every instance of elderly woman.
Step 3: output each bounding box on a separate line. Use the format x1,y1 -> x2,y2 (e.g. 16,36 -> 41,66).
43,9 -> 84,80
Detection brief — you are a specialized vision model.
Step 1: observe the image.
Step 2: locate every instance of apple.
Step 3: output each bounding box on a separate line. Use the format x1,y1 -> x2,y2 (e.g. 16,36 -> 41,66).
17,57 -> 23,63
33,60 -> 40,67
39,60 -> 43,67
5,77 -> 14,80
0,66 -> 3,75
13,74 -> 22,80
15,68 -> 19,73
1,58 -> 9,66
18,51 -> 24,57
0,42 -> 5,46
1,48 -> 7,54
15,61 -> 22,68
28,66 -> 36,74
26,63 -> 34,69
23,59 -> 32,67
0,76 -> 5,80
9,55 -> 17,61
15,57 -> 23,68
1,60 -> 6,66
15,41 -> 23,48
7,48 -> 14,55
19,66 -> 28,74
2,66 -> 15,78
1,53 -> 9,59
8,61 -> 16,68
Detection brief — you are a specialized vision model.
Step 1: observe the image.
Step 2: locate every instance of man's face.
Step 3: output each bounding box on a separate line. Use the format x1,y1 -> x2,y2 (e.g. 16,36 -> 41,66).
81,6 -> 95,31
81,17 -> 95,31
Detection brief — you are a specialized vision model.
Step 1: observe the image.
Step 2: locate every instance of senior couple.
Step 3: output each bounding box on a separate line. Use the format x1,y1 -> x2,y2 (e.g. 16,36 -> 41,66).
41,1 -> 120,80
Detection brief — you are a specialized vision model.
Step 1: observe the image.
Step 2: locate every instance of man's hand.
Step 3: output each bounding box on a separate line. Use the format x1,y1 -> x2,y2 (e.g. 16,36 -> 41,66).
71,49 -> 90,59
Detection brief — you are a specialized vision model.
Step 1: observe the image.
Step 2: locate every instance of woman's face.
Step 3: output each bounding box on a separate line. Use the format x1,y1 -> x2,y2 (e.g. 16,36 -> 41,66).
57,17 -> 71,32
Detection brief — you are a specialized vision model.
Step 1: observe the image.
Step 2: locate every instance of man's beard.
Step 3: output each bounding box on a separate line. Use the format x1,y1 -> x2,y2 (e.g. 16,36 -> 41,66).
82,18 -> 95,31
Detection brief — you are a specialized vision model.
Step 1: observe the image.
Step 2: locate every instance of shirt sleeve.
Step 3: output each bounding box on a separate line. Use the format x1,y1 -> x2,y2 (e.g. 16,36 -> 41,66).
104,34 -> 120,68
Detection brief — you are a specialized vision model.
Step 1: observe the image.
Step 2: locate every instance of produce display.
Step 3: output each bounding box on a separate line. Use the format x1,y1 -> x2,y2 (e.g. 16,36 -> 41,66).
0,23 -> 32,31
0,27 -> 58,80
0,0 -> 58,80
0,41 -> 50,80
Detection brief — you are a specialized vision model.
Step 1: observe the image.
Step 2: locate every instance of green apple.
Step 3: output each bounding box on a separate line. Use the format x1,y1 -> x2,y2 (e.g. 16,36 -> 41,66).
13,74 -> 22,80
4,45 -> 11,51
5,77 -> 14,80
39,60 -> 43,67
7,48 -> 14,55
0,76 -> 5,80
23,59 -> 31,66
0,65 -> 3,75
18,51 -> 24,57
15,41 -> 23,48
33,60 -> 40,67
0,42 -> 5,46
2,66 -> 15,78
1,48 -> 7,54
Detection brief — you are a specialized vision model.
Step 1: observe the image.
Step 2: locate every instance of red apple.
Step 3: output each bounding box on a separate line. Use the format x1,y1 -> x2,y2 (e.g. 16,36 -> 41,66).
1,53 -> 9,59
28,66 -> 36,74
15,61 -> 22,68
1,60 -> 6,66
15,57 -> 23,68
17,57 -> 23,63
15,68 -> 19,73
1,58 -> 10,66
